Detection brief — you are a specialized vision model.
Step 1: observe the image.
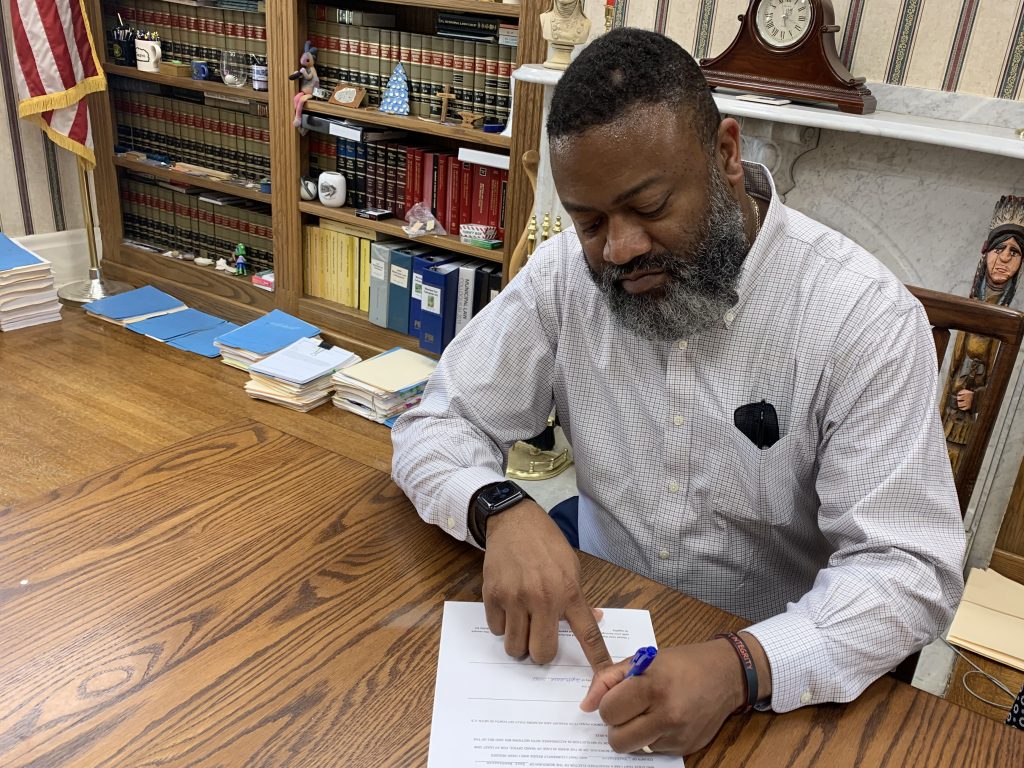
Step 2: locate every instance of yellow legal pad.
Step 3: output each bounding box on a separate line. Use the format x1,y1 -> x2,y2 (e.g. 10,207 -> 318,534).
947,567 -> 1024,672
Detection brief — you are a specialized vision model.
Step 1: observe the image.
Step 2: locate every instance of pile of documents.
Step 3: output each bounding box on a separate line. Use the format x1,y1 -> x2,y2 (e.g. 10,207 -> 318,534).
214,309 -> 321,370
245,336 -> 361,412
947,567 -> 1024,672
332,346 -> 437,425
0,233 -> 61,331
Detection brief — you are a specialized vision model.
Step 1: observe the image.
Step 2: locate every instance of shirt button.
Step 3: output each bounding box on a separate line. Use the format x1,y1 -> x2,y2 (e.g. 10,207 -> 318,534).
668,480 -> 679,493
677,339 -> 688,350
658,549 -> 670,560
673,415 -> 684,426
799,691 -> 812,704
724,310 -> 736,324
446,515 -> 456,530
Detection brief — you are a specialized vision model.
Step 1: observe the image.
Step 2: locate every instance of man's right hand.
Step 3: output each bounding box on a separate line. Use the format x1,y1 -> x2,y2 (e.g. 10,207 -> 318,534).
482,500 -> 612,670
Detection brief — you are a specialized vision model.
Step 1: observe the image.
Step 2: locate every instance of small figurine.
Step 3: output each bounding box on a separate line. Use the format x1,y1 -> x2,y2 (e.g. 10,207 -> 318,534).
540,0 -> 591,70
458,110 -> 484,128
379,63 -> 410,116
940,195 -> 1022,473
233,243 -> 249,276
288,40 -> 319,128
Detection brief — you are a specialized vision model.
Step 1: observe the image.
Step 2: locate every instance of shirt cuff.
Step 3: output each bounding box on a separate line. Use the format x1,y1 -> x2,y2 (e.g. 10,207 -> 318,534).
743,610 -> 837,713
438,467 -> 509,549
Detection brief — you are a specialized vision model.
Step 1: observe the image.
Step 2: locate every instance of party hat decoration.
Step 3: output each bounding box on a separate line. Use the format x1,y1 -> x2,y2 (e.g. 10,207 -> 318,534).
379,62 -> 410,116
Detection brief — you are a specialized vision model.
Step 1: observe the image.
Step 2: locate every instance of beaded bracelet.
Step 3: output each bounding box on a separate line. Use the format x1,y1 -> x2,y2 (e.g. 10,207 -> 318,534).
715,631 -> 758,714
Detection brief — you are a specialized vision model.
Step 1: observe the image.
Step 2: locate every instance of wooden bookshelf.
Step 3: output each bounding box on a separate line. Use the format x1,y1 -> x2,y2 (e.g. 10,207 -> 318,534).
303,101 -> 511,150
113,157 -> 272,204
300,201 -> 504,261
88,0 -> 545,358
104,63 -> 271,103
372,0 -> 522,18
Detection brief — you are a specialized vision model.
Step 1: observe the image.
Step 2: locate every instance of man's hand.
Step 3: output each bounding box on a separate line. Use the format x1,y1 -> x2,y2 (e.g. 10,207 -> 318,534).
580,635 -> 770,756
482,500 -> 612,669
956,389 -> 974,410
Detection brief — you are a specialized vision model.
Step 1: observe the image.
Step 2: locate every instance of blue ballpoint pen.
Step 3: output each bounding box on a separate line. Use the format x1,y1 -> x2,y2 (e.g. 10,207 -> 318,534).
624,646 -> 658,678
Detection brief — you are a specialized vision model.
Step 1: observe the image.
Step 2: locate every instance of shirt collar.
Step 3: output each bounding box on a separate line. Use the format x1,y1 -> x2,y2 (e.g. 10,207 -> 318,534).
729,162 -> 786,326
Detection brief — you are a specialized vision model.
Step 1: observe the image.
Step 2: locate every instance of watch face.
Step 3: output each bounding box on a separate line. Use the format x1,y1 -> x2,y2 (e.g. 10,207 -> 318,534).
755,0 -> 813,49
480,481 -> 524,512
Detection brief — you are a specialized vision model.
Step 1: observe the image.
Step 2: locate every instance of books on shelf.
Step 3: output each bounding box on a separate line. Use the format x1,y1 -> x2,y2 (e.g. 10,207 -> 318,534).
213,309 -> 321,370
245,337 -> 361,411
83,285 -> 187,326
0,234 -> 61,332
332,346 -> 437,424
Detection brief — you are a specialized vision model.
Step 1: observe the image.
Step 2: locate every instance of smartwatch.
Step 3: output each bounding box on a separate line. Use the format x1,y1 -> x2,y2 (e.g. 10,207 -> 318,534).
470,480 -> 530,547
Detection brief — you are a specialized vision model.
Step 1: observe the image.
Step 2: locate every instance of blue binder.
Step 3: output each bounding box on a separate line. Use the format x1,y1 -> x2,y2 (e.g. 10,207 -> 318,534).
409,251 -> 454,342
419,259 -> 471,354
386,245 -> 434,335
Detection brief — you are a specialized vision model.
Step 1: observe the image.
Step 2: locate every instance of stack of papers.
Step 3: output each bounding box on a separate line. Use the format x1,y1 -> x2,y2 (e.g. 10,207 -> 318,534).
213,309 -> 321,371
84,285 -> 187,326
245,337 -> 361,411
332,346 -> 437,425
947,567 -> 1024,672
0,234 -> 62,331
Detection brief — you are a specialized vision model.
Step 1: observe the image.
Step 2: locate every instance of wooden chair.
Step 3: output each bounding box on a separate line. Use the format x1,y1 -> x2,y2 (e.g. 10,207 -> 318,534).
907,285 -> 1024,516
891,286 -> 1024,685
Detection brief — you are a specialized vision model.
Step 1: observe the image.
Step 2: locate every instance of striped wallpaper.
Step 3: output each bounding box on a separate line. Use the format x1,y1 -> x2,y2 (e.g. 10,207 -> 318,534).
584,0 -> 1024,99
3,1 -> 1022,236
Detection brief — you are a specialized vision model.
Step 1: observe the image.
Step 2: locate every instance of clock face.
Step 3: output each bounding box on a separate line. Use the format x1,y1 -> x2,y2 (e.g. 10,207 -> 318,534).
755,0 -> 813,49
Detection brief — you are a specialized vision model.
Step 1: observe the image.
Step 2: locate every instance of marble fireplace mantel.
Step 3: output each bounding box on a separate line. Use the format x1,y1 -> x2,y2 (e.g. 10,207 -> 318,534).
511,64 -> 1024,572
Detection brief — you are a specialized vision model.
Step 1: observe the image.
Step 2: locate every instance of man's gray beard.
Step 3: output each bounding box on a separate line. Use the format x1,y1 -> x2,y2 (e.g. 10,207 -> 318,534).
588,169 -> 750,342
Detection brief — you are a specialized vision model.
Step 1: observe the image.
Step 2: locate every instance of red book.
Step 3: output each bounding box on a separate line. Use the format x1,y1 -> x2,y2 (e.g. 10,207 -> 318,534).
446,158 -> 461,233
436,154 -> 449,228
497,169 -> 508,242
487,166 -> 501,229
421,151 -> 436,213
459,161 -> 473,235
471,164 -> 491,226
412,148 -> 425,210
404,146 -> 418,215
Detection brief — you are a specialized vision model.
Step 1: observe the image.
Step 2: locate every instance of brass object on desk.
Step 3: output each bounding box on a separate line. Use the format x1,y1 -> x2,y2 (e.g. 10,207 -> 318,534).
506,441 -> 573,480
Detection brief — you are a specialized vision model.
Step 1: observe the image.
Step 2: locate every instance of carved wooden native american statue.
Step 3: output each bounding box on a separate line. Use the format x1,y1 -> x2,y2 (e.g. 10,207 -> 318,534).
940,195 -> 1023,474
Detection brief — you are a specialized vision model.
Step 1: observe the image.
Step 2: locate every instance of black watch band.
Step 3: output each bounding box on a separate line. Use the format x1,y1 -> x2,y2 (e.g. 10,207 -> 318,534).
469,480 -> 531,547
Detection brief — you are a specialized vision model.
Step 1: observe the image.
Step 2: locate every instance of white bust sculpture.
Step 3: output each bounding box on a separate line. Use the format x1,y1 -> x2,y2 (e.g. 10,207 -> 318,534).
540,0 -> 591,70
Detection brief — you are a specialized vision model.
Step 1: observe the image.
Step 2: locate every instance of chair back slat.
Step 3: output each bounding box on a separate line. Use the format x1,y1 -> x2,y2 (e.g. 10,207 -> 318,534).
908,285 -> 1024,515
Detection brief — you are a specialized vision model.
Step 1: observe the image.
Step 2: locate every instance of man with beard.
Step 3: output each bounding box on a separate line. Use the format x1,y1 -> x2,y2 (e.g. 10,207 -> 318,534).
390,28 -> 964,756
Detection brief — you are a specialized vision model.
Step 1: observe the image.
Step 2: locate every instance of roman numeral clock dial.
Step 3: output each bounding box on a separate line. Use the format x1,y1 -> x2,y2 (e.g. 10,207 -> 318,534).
756,0 -> 811,48
699,0 -> 876,114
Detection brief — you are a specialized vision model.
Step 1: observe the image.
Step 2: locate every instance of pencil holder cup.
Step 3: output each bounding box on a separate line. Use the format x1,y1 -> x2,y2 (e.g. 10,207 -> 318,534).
251,62 -> 268,91
191,60 -> 210,80
134,39 -> 161,73
318,172 -> 346,208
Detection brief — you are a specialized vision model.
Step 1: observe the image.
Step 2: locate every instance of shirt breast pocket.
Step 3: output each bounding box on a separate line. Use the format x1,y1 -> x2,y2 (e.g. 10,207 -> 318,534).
724,426 -> 798,526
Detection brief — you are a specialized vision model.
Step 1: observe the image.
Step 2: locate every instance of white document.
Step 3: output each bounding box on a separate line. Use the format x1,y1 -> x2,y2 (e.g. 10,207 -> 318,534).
429,601 -> 682,767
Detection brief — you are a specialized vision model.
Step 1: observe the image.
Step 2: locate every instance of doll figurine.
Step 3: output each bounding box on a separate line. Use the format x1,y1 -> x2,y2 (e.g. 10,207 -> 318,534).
289,41 -> 319,128
233,243 -> 249,276
940,195 -> 1022,473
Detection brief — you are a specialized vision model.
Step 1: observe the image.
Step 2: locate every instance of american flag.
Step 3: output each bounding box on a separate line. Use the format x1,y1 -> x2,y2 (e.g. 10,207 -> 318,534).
8,0 -> 107,168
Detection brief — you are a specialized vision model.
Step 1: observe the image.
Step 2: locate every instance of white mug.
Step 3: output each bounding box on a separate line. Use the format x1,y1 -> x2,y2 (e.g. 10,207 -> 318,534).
318,171 -> 346,208
300,175 -> 318,201
134,39 -> 162,73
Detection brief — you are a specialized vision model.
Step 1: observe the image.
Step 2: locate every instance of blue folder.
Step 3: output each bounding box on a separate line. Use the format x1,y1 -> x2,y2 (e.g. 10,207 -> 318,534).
83,285 -> 185,321
0,233 -> 45,271
168,321 -> 240,357
126,308 -> 228,341
213,309 -> 319,355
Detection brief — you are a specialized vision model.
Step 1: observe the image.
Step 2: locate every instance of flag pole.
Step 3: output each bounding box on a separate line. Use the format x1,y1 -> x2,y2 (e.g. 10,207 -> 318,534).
57,155 -> 132,304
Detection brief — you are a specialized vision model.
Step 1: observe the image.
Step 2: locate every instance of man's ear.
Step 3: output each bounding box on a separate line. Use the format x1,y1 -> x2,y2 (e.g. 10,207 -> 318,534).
716,118 -> 745,189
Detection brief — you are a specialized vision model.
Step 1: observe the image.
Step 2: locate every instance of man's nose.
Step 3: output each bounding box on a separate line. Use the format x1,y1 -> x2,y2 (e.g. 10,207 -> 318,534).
603,219 -> 652,265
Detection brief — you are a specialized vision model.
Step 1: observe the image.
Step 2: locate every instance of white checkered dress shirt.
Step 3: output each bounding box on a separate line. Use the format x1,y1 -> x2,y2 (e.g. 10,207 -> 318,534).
391,163 -> 965,712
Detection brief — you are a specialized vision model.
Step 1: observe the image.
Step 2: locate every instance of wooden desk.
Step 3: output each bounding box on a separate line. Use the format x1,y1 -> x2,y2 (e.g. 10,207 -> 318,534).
1,421 -> 1021,766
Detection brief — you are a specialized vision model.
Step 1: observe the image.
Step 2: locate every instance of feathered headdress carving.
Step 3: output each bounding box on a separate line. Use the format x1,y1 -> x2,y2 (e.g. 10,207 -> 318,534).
984,195 -> 1024,252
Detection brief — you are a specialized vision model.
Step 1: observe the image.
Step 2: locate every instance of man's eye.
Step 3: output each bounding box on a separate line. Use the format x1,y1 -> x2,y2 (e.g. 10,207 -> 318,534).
637,200 -> 668,218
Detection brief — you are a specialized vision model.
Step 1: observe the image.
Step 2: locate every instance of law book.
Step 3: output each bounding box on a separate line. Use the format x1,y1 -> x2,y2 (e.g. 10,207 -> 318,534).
387,244 -> 434,334
420,259 -> 472,354
84,285 -> 188,326
473,42 -> 488,114
473,262 -> 501,314
436,13 -> 501,35
484,42 -> 500,119
453,259 -> 485,336
409,250 -> 454,341
368,239 -> 404,327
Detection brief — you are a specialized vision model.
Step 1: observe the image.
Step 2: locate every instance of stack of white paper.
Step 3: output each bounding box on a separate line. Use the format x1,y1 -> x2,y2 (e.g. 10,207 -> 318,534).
332,346 -> 437,425
245,337 -> 360,412
213,309 -> 321,371
0,234 -> 62,331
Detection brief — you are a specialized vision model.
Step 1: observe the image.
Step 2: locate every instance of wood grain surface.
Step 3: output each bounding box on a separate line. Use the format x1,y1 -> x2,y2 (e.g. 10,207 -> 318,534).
2,420 -> 1022,766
